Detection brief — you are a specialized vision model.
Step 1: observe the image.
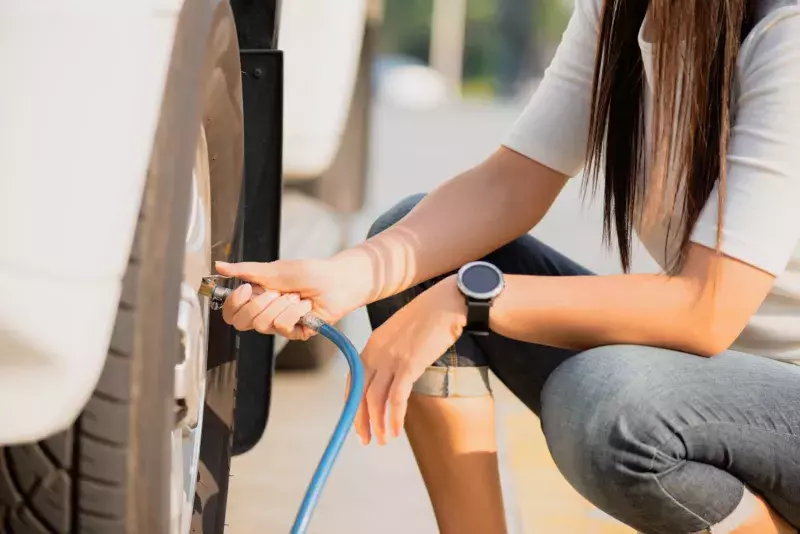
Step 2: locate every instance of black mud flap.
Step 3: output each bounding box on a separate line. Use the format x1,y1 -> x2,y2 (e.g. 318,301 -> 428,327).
230,0 -> 284,456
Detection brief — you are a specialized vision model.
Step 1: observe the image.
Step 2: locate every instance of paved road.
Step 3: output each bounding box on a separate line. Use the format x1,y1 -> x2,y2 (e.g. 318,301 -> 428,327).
225,101 -> 658,533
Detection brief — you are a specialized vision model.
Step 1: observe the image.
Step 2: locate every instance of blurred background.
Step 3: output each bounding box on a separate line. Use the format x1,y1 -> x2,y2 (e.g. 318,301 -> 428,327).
226,0 -> 656,532
375,0 -> 570,104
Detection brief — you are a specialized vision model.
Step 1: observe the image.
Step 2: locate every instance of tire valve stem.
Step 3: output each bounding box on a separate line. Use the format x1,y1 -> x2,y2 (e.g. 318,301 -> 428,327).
199,275 -> 232,311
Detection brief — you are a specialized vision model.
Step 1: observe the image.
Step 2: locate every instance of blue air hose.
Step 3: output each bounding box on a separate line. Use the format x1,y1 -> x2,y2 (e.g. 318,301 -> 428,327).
203,280 -> 365,533
290,314 -> 365,534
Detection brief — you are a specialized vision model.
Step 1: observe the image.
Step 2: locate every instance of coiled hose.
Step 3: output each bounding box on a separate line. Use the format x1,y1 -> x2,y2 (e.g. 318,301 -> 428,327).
201,280 -> 365,534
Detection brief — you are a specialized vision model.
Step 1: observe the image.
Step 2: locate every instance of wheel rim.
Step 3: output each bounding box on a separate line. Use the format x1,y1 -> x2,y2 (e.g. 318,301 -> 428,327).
172,124 -> 212,534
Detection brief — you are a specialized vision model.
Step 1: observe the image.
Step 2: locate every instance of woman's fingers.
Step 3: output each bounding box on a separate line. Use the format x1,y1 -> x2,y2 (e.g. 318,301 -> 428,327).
364,369 -> 413,443
387,371 -> 414,438
357,369 -> 414,443
252,293 -> 300,335
272,298 -> 313,339
353,371 -> 374,445
365,370 -> 393,445
221,283 -> 317,338
221,284 -> 252,325
355,395 -> 372,445
215,261 -> 275,287
231,287 -> 280,331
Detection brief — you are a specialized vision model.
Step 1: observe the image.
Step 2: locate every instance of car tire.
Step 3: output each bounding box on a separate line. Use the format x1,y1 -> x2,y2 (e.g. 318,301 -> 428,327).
0,2 -> 243,533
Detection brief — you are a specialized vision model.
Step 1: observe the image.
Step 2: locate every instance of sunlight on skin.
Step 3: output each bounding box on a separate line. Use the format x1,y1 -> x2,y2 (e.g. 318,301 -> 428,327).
333,149 -> 569,307
404,394 -> 508,534
355,224 -> 422,303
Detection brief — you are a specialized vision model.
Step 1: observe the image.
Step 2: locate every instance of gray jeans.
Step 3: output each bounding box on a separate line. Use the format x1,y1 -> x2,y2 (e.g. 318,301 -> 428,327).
366,194 -> 800,534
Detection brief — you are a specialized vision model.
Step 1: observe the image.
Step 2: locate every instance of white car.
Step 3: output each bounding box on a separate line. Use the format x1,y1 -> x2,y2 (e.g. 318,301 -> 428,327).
0,0 -> 377,532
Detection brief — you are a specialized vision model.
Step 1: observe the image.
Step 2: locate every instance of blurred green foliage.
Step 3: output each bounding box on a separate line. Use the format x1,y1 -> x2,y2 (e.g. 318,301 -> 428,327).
378,0 -> 435,62
378,0 -> 571,96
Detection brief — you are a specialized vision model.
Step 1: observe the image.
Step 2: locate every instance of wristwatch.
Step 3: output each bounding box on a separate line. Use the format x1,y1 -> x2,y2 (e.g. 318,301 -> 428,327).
456,261 -> 505,336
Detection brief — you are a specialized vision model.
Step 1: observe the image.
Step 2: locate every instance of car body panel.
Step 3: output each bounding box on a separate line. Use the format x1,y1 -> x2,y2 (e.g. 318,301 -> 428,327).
0,6 -> 181,444
0,0 -> 244,445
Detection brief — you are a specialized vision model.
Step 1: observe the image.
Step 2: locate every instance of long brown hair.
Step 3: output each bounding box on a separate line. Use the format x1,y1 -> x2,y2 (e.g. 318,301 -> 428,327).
585,0 -> 756,272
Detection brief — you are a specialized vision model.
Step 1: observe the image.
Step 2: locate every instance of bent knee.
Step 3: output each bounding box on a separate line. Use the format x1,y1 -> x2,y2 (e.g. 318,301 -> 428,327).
540,346 -> 687,478
367,193 -> 426,239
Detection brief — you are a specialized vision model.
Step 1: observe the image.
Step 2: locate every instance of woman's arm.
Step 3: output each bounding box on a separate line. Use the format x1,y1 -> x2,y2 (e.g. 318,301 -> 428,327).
334,147 -> 569,303
489,244 -> 775,356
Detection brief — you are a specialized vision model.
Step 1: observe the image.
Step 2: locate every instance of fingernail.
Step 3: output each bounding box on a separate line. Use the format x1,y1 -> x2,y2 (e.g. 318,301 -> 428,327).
289,293 -> 300,302
215,261 -> 230,268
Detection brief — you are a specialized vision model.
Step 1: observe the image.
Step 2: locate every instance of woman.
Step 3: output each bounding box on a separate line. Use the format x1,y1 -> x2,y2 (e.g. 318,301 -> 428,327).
217,0 -> 800,532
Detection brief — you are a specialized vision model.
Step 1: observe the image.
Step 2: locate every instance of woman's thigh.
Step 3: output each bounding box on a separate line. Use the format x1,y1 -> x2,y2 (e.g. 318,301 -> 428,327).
366,194 -> 594,415
541,346 -> 800,531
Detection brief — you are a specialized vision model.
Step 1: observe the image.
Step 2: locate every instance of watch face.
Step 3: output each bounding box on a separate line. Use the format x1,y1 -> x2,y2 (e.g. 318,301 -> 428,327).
459,262 -> 503,299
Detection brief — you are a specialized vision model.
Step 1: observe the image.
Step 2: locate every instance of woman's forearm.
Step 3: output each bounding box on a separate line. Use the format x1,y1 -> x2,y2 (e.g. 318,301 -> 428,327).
488,265 -> 760,357
334,148 -> 568,303
490,273 -> 722,355
487,243 -> 776,356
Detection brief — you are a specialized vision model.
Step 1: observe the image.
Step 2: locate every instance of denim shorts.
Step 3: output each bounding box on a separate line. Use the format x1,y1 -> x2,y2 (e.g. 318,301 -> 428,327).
365,194 -> 800,534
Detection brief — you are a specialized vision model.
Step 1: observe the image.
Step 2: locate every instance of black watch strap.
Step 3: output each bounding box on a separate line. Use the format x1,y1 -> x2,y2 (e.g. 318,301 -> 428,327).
464,299 -> 492,336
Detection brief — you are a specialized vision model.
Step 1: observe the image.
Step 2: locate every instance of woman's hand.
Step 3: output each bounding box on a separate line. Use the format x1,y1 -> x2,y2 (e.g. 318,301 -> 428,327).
355,275 -> 466,445
216,256 -> 371,340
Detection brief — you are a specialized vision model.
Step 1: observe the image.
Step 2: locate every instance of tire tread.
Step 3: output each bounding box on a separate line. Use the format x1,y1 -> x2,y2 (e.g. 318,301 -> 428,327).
0,4 -> 243,531
0,210 -> 140,532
